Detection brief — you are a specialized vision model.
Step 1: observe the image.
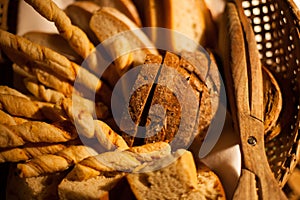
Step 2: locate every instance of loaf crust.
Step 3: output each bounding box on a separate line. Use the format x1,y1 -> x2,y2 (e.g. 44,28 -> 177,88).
24,0 -> 94,58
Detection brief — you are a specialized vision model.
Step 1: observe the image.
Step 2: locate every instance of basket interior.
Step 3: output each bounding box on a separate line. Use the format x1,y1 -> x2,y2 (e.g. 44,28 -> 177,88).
242,0 -> 300,187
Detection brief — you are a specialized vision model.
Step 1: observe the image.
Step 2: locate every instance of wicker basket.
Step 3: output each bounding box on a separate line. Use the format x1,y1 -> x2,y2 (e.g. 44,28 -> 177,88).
0,0 -> 300,196
241,0 -> 300,188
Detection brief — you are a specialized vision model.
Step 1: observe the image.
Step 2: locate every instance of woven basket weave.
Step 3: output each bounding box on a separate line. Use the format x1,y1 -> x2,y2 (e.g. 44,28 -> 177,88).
0,0 -> 299,192
241,0 -> 300,188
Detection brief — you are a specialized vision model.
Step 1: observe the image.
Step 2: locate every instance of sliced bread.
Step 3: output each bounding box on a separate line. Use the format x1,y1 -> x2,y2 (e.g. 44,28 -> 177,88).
90,7 -> 158,75
87,0 -> 142,26
126,149 -> 198,200
64,1 -> 101,45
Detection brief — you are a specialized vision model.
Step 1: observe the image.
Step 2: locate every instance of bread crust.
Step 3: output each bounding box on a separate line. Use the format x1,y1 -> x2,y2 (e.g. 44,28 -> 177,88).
24,0 -> 94,58
17,145 -> 98,178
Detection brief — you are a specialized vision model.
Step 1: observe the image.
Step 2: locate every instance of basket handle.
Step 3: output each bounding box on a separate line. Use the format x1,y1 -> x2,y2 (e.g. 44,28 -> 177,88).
219,1 -> 288,199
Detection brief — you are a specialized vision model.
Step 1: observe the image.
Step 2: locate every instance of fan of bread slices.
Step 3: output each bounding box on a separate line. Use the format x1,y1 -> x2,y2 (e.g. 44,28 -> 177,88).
0,0 -> 283,199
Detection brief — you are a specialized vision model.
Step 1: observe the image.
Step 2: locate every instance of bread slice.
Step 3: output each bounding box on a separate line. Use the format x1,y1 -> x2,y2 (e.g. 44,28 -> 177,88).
126,149 -> 226,199
90,7 -> 158,75
180,161 -> 226,199
64,1 -> 101,45
164,0 -> 205,52
58,173 -> 125,200
87,0 -> 142,27
6,165 -> 68,200
65,142 -> 170,181
57,143 -> 169,200
136,0 -> 165,43
126,149 -> 199,200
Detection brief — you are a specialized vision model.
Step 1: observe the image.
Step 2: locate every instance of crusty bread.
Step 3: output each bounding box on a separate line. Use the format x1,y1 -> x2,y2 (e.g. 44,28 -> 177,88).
136,0 -> 218,50
90,7 -> 158,74
24,0 -> 94,58
165,0 -> 206,52
64,1 -> 101,45
6,165 -> 68,200
24,78 -> 65,103
23,32 -> 82,64
0,30 -> 111,106
180,160 -> 226,199
127,149 -> 226,200
58,173 -> 125,200
87,0 -> 142,26
126,149 -> 198,200
65,142 -> 170,181
0,93 -> 52,120
0,110 -> 16,126
132,0 -> 164,43
0,121 -> 77,148
119,54 -> 163,146
0,143 -> 67,163
262,66 -> 282,141
17,145 -> 97,178
59,142 -> 171,199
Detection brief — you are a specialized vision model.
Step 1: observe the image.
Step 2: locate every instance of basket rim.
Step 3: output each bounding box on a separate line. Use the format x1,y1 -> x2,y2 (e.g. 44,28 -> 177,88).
288,0 -> 300,29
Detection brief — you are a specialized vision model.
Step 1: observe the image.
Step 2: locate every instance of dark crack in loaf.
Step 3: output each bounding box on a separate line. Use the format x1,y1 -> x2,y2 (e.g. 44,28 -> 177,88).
120,51 -> 212,153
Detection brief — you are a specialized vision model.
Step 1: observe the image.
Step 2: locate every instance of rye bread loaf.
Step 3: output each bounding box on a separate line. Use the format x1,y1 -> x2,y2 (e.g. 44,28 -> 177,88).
120,51 -> 211,156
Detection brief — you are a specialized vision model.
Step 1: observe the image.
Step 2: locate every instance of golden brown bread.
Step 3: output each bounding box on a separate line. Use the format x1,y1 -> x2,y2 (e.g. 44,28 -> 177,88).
88,0 -> 142,26
7,166 -> 69,200
66,142 -> 170,181
0,110 -> 17,126
180,160 -> 226,200
90,7 -> 158,75
23,32 -> 83,64
94,120 -> 129,151
0,30 -> 111,105
0,143 -> 67,163
17,145 -> 98,178
0,86 -> 30,99
24,0 -> 94,58
127,149 -> 198,200
64,1 -> 101,45
0,121 -> 77,148
0,93 -> 52,120
24,78 -> 65,103
58,173 -> 126,200
120,51 -> 211,155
